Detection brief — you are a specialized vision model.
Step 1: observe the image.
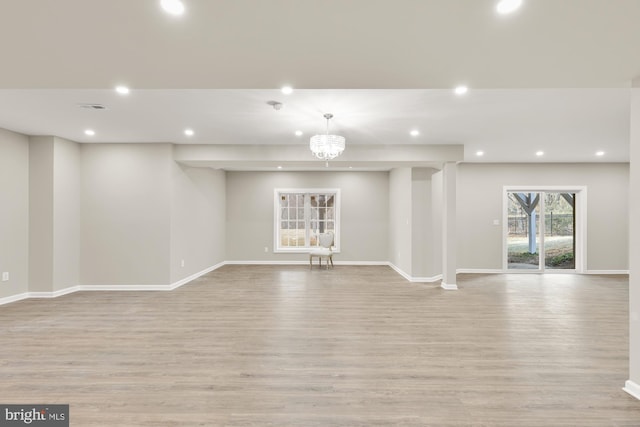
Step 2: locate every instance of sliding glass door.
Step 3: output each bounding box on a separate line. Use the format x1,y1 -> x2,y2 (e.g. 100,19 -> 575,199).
506,190 -> 577,272
543,192 -> 575,270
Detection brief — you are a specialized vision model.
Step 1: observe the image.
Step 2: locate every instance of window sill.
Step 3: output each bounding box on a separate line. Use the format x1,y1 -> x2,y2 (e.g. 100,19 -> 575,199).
274,248 -> 340,254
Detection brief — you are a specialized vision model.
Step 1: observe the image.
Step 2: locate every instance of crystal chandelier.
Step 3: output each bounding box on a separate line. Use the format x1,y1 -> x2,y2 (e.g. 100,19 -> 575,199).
310,113 -> 345,161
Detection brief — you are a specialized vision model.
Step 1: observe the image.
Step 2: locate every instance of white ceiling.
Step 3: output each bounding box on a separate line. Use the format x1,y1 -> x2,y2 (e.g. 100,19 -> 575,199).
0,0 -> 638,165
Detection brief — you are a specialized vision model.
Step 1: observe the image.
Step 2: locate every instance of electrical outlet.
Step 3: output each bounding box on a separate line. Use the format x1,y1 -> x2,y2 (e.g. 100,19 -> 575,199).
2,272 -> 8,282
181,259 -> 185,267
264,247 -> 269,253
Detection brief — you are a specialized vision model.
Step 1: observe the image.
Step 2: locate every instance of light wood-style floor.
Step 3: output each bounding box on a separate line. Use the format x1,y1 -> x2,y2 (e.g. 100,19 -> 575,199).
1,266 -> 639,426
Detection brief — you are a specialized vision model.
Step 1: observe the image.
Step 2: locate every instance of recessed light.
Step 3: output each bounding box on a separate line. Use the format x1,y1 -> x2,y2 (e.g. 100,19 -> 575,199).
410,130 -> 420,137
184,129 -> 194,136
454,85 -> 468,95
160,0 -> 185,15
476,151 -> 484,156
281,86 -> 293,95
348,166 -> 353,169
536,151 -> 544,156
295,130 -> 303,137
115,85 -> 130,95
596,151 -> 605,156
277,166 -> 283,170
496,0 -> 523,15
84,129 -> 95,136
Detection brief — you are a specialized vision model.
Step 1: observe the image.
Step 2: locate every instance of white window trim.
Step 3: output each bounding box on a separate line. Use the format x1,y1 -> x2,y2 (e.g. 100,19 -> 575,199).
273,188 -> 341,254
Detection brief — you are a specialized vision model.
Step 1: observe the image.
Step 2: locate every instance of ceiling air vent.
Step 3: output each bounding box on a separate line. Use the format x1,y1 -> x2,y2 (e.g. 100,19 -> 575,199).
79,104 -> 107,110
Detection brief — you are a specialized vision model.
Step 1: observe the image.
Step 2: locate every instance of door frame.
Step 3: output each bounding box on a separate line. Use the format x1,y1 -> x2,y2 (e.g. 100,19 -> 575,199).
502,186 -> 587,273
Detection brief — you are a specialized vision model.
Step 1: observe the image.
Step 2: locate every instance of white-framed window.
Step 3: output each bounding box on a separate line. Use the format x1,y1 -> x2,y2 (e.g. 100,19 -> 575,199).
274,188 -> 340,253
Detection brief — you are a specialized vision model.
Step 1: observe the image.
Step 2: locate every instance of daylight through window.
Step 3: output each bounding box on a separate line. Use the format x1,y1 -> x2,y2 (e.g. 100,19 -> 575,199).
275,189 -> 340,252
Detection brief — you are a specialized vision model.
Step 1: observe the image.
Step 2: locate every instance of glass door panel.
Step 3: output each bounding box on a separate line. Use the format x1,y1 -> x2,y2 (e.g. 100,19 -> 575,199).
543,192 -> 575,270
507,192 -> 541,270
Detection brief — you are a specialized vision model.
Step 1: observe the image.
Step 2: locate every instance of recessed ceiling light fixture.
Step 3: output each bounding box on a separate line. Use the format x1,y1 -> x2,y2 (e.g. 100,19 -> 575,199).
281,86 -> 293,95
476,150 -> 484,156
115,85 -> 130,95
454,85 -> 468,95
410,130 -> 420,137
295,130 -> 303,137
536,151 -> 544,157
277,166 -> 283,169
596,151 -> 605,156
184,129 -> 194,136
496,0 -> 523,15
160,0 -> 185,15
84,129 -> 95,136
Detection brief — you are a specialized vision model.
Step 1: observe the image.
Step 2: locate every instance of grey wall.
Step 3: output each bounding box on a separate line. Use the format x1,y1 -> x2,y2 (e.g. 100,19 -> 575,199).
226,171 -> 389,262
431,170 -> 443,276
389,168 -> 412,273
29,136 -> 81,293
411,168 -> 442,278
457,163 -> 629,271
80,143 -> 172,285
170,163 -> 226,282
390,167 -> 443,279
53,137 -> 80,291
0,129 -> 29,298
28,137 -> 54,292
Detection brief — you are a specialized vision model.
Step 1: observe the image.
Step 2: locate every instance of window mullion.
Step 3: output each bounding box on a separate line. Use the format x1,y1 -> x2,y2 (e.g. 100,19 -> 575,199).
304,193 -> 311,247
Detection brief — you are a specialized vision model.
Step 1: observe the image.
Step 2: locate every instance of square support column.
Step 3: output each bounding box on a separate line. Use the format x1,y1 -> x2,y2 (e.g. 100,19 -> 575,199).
441,162 -> 457,290
625,78 -> 640,400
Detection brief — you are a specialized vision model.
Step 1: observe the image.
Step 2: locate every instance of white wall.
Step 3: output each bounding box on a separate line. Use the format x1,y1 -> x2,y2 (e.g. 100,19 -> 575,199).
0,128 -> 29,299
80,144 -> 172,286
28,136 -> 54,292
457,163 -> 629,271
389,168 -> 412,273
170,163 -> 226,282
411,168 -> 442,278
53,137 -> 80,291
431,170 -> 443,276
226,171 -> 389,262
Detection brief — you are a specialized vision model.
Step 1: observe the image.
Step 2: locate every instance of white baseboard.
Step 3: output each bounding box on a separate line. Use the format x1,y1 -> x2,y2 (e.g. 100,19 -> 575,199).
623,380 -> 640,400
585,270 -> 629,275
29,286 -> 82,298
388,263 -> 412,282
387,263 -> 443,283
334,261 -> 389,266
82,263 -> 226,292
441,282 -> 458,290
0,292 -> 30,306
224,260 -> 308,265
80,284 -> 173,291
412,274 -> 443,283
457,269 -> 504,274
224,260 -> 389,266
0,263 -> 225,306
168,262 -> 225,290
